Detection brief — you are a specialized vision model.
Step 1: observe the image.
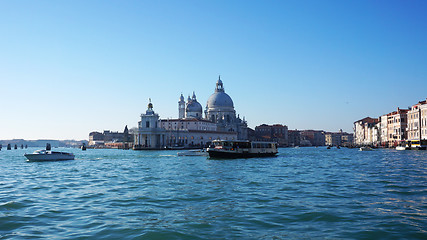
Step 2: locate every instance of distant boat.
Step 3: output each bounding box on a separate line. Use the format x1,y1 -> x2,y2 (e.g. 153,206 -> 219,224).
81,143 -> 87,151
24,150 -> 75,162
407,140 -> 427,150
396,140 -> 410,151
359,147 -> 373,151
177,149 -> 207,156
164,145 -> 185,150
396,146 -> 407,151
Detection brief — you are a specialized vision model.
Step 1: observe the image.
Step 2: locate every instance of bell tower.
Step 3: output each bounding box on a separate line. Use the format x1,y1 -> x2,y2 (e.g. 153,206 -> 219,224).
178,94 -> 185,119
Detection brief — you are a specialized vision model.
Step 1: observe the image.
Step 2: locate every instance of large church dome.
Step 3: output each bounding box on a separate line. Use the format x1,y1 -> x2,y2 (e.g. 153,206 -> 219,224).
207,92 -> 234,108
206,77 -> 234,109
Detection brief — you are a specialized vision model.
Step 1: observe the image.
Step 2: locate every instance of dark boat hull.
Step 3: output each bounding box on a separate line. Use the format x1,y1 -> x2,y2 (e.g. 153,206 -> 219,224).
207,150 -> 277,159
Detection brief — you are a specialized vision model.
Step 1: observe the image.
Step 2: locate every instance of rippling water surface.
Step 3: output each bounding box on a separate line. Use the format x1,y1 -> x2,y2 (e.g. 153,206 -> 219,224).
1,147 -> 426,239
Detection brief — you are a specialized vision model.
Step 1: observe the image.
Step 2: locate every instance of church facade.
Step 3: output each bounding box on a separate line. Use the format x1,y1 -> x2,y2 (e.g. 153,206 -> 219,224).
134,77 -> 249,149
133,100 -> 166,150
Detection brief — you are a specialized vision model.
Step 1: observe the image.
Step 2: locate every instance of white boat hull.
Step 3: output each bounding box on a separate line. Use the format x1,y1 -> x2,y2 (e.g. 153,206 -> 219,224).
24,151 -> 75,161
177,150 -> 207,156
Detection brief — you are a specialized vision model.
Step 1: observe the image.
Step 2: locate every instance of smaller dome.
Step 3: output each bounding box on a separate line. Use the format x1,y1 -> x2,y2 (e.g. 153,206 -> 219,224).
186,100 -> 202,113
186,92 -> 202,113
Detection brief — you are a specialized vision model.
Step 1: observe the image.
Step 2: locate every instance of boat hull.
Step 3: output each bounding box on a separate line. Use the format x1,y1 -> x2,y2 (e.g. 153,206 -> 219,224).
24,153 -> 75,162
207,149 -> 277,159
177,150 -> 207,156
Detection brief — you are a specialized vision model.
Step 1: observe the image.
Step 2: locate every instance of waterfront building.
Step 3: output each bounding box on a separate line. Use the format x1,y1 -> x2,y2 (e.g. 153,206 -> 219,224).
89,127 -> 133,147
134,100 -> 166,150
379,114 -> 388,147
341,133 -> 354,147
324,129 -> 353,147
371,122 -> 381,146
387,108 -> 409,147
89,132 -> 105,146
325,132 -> 340,146
300,130 -> 325,146
353,117 -> 379,146
288,130 -> 301,147
255,124 -> 288,146
422,101 -> 427,140
407,99 -> 427,142
159,118 -> 237,147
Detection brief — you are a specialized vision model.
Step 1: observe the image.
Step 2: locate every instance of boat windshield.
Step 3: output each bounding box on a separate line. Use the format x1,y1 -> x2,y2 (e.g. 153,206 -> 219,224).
34,150 -> 47,154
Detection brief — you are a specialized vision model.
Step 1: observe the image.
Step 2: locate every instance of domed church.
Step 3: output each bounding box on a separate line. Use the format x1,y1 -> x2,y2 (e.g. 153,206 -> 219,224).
134,76 -> 249,150
178,76 -> 248,140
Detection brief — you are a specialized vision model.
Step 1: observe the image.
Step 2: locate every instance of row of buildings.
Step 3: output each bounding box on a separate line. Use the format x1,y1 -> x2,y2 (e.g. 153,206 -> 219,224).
89,127 -> 133,149
90,123 -> 353,149
253,124 -> 353,147
89,76 -> 353,149
354,99 -> 427,147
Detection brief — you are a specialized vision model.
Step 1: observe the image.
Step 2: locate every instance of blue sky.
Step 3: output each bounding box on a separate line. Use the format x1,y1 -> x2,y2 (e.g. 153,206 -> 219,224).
1,0 -> 426,140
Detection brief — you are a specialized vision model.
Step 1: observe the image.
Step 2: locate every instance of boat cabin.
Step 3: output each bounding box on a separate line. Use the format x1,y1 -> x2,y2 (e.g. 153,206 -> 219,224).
212,140 -> 277,150
208,140 -> 278,158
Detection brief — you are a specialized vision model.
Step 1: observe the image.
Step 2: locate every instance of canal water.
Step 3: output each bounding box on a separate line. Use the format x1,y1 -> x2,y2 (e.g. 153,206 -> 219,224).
0,147 -> 426,239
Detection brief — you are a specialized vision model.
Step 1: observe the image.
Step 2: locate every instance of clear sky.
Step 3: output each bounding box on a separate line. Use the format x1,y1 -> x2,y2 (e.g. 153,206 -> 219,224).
1,0 -> 426,140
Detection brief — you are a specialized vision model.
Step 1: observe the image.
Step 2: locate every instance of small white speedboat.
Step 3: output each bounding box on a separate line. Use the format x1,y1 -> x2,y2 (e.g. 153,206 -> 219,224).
359,147 -> 373,151
177,149 -> 208,156
24,150 -> 75,161
396,146 -> 407,151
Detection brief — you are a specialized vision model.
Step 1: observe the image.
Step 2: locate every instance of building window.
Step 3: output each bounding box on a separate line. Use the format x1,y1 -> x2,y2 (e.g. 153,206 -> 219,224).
146,121 -> 150,128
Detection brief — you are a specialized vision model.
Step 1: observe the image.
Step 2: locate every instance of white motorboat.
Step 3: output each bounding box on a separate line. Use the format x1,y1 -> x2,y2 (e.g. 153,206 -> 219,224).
395,146 -> 407,151
359,147 -> 373,151
24,150 -> 75,161
177,149 -> 208,156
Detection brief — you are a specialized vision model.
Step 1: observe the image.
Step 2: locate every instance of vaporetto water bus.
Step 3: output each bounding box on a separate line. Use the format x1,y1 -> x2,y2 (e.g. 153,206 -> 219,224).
207,140 -> 278,158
